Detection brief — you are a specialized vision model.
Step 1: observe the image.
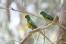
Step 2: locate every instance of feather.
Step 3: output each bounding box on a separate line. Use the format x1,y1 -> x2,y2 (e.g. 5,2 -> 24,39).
25,15 -> 37,30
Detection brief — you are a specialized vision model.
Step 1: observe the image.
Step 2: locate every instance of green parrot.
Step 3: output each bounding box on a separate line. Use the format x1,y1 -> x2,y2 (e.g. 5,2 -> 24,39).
25,15 -> 37,30
40,11 -> 54,21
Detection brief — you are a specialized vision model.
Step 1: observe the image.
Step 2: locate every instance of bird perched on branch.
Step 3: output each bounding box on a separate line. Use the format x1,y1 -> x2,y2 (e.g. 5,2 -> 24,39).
40,11 -> 59,23
40,11 -> 54,21
25,15 -> 37,30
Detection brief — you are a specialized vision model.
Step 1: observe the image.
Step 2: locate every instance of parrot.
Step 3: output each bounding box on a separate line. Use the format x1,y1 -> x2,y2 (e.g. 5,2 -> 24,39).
25,15 -> 37,30
40,11 -> 54,21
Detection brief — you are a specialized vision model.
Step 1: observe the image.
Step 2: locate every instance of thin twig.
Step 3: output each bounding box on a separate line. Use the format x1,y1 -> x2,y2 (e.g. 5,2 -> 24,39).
36,30 -> 40,44
39,31 -> 54,44
44,29 -> 45,44
20,22 -> 55,44
20,33 -> 32,44
0,7 -> 42,19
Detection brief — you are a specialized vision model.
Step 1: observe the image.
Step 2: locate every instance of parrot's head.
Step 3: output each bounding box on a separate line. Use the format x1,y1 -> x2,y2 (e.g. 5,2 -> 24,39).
25,15 -> 30,20
25,15 -> 28,18
40,11 -> 47,16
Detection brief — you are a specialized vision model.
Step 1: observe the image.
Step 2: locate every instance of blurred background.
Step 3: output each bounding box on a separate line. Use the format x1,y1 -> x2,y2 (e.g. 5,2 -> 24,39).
0,0 -> 64,44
